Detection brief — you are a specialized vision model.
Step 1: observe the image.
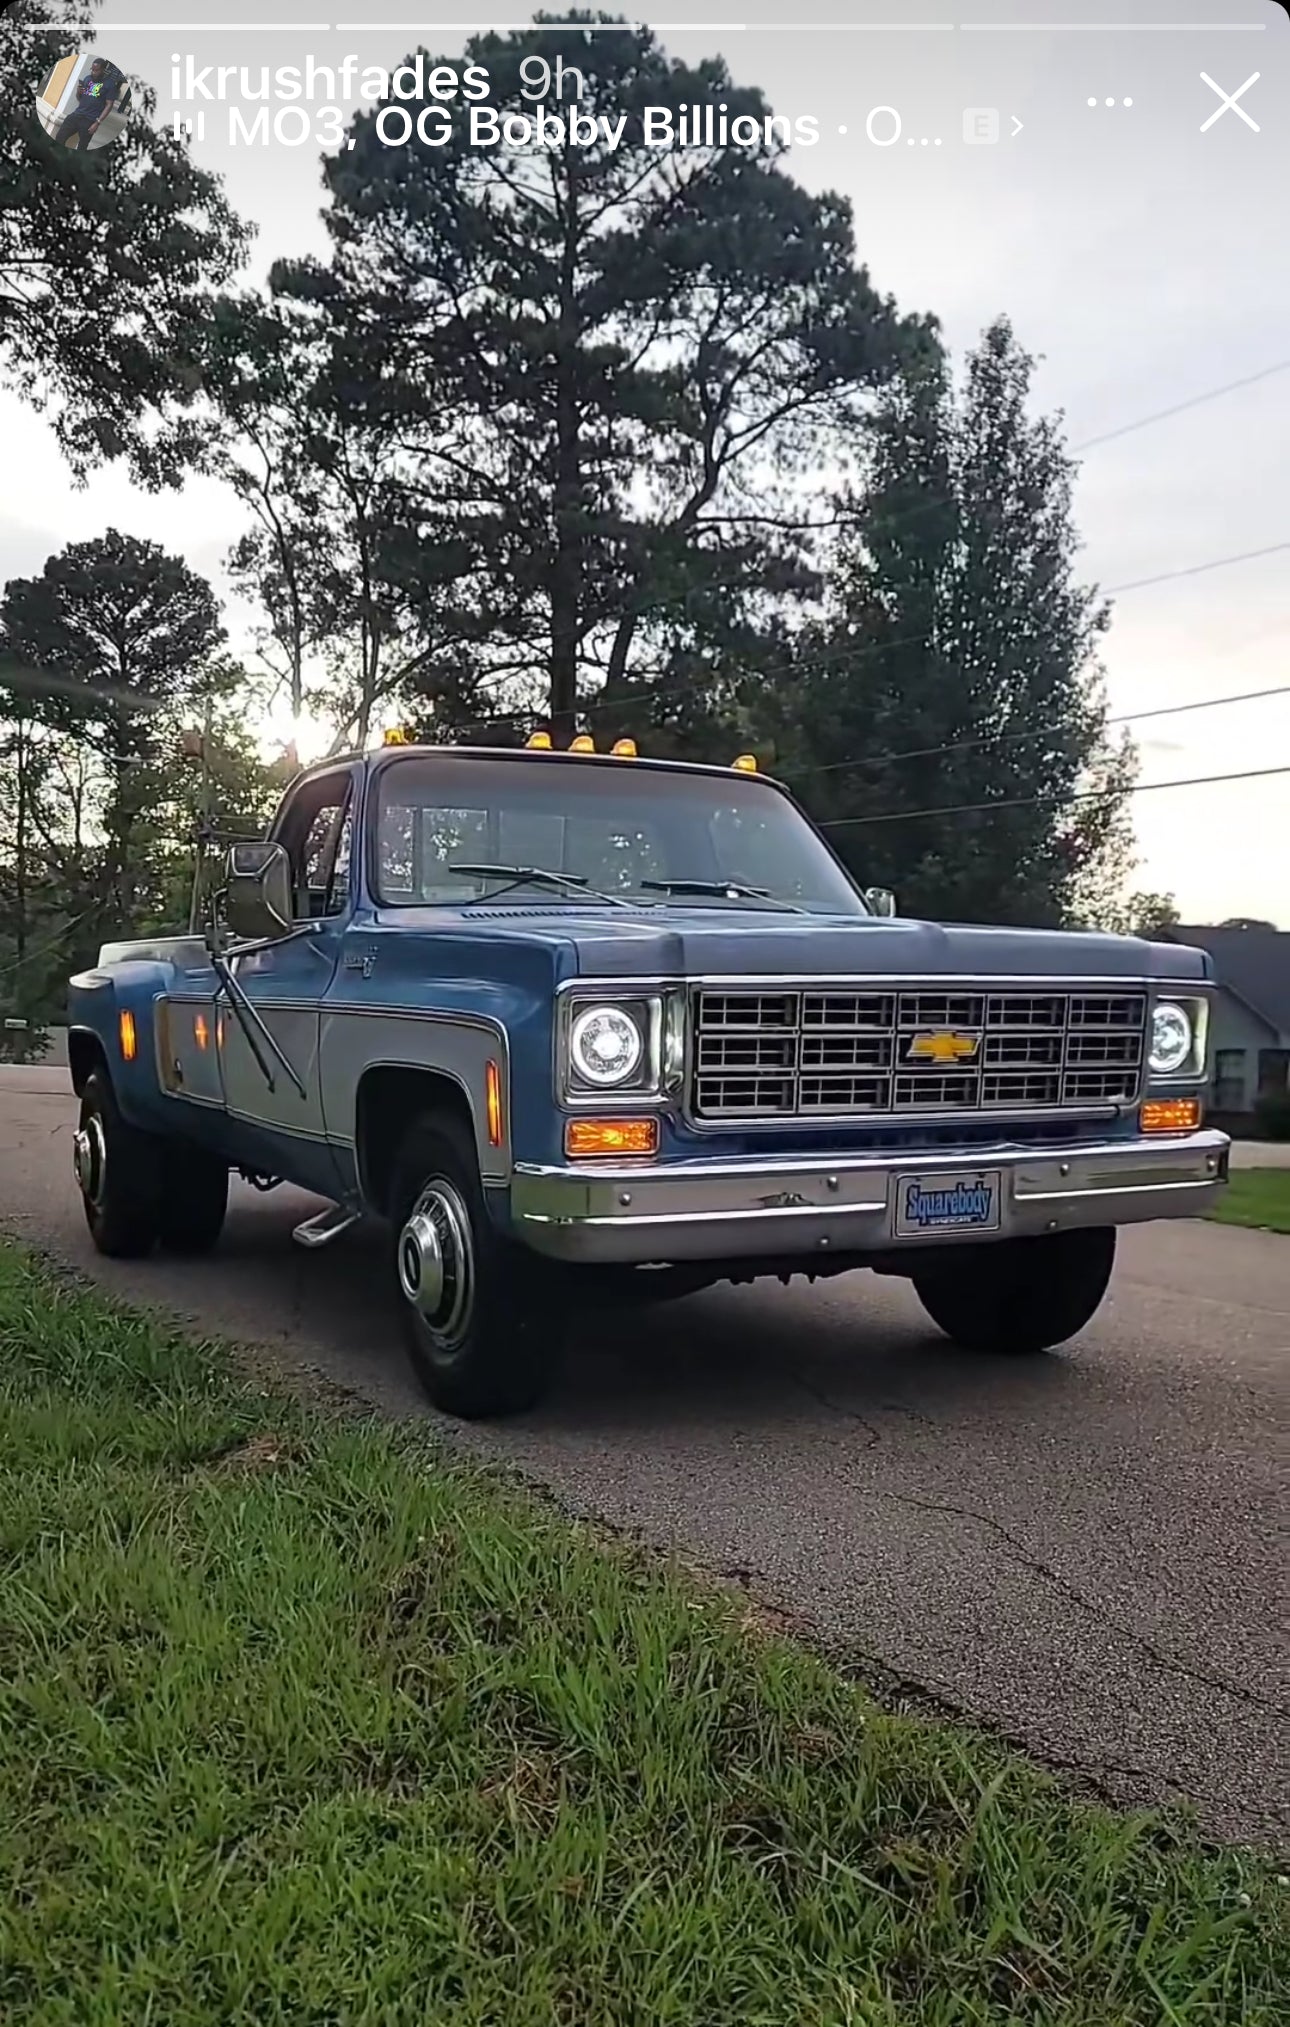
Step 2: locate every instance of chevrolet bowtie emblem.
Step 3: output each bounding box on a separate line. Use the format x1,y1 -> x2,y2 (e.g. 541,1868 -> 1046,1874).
908,1029 -> 979,1064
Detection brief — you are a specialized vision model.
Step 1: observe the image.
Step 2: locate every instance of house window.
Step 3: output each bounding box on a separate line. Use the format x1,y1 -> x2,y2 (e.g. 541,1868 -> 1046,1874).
1257,1049 -> 1290,1097
1213,1049 -> 1247,1112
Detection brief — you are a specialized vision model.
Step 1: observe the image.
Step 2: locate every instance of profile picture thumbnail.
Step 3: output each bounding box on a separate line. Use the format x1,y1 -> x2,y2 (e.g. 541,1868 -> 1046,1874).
34,51 -> 132,154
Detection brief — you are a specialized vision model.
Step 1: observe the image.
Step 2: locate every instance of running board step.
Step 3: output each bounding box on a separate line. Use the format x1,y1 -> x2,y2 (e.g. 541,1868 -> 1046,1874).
292,1204 -> 360,1250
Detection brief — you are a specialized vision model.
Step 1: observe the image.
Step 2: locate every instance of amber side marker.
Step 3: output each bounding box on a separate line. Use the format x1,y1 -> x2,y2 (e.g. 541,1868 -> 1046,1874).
565,1117 -> 659,1159
1140,1096 -> 1202,1134
485,1060 -> 504,1148
118,1010 -> 137,1061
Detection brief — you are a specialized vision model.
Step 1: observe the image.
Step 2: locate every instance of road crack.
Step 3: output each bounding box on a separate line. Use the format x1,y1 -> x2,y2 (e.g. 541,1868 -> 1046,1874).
790,1365 -> 1285,1723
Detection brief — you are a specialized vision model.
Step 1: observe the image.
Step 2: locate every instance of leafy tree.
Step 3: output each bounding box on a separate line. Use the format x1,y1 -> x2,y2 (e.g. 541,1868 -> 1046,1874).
139,690 -> 297,934
1,531 -> 225,943
756,320 -> 1136,926
276,13 -> 935,742
1125,891 -> 1181,937
1076,888 -> 1182,938
202,295 -> 485,751
1,0 -> 251,484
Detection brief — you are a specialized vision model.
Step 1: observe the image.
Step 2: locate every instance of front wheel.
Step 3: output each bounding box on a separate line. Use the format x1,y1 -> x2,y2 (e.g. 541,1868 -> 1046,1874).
389,1113 -> 561,1418
912,1227 -> 1117,1355
73,1067 -> 163,1258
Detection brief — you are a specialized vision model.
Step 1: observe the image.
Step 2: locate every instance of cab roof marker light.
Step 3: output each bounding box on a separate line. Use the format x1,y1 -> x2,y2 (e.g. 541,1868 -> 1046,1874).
526,731 -> 553,749
570,734 -> 595,752
731,753 -> 757,773
611,738 -> 638,758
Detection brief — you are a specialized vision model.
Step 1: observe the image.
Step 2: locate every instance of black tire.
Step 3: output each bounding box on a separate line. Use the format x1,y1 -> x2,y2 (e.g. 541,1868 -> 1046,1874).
74,1066 -> 163,1259
389,1110 -> 561,1419
912,1227 -> 1117,1355
157,1146 -> 229,1256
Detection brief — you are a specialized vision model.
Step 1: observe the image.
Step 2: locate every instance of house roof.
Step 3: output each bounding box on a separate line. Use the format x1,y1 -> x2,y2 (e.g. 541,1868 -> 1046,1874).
1168,926 -> 1290,1038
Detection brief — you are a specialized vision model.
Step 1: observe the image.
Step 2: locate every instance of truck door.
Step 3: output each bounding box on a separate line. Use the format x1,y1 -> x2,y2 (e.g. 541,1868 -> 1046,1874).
218,766 -> 357,1181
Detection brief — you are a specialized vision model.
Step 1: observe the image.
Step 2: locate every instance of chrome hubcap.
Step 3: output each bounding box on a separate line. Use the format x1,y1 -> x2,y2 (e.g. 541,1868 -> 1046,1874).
73,1116 -> 107,1204
397,1181 -> 474,1350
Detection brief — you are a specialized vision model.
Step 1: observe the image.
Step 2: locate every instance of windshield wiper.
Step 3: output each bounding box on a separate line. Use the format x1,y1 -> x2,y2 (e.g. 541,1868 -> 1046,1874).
448,863 -> 634,909
640,878 -> 805,912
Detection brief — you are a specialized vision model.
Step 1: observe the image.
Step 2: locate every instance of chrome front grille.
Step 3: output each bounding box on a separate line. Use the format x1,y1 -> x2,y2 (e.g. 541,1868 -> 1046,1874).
691,984 -> 1148,1121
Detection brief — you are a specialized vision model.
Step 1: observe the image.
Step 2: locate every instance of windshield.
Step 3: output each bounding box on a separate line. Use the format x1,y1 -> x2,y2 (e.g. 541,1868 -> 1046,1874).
372,755 -> 866,916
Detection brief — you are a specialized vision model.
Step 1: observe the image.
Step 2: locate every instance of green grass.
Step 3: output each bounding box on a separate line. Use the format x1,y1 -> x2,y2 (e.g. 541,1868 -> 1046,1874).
1209,1169 -> 1290,1234
0,1248 -> 1284,2026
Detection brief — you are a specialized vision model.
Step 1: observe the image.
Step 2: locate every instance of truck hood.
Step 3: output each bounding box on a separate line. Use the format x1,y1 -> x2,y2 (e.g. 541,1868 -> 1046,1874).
374,905 -> 1211,983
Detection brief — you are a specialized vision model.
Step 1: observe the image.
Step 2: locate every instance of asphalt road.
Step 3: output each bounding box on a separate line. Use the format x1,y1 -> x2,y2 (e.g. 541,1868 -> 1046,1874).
2,1066 -> 1286,1848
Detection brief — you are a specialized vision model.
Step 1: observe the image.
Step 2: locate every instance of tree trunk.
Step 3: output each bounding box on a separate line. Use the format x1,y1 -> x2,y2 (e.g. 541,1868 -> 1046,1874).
549,151 -> 582,747
14,717 -> 28,973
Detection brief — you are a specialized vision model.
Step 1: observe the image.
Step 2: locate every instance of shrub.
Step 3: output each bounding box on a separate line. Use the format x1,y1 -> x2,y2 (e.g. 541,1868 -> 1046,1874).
1253,1089 -> 1290,1141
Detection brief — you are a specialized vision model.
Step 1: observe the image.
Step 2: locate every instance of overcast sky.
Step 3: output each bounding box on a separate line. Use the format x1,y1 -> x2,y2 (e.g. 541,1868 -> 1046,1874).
2,0 -> 1286,922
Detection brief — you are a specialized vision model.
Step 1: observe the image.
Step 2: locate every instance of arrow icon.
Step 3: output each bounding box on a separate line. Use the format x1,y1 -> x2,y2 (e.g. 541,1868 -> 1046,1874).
1011,115 -> 1023,137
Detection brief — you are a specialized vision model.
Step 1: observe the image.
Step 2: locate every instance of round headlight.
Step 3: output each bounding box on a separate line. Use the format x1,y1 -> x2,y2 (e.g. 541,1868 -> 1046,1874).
1149,1001 -> 1193,1076
570,1005 -> 643,1087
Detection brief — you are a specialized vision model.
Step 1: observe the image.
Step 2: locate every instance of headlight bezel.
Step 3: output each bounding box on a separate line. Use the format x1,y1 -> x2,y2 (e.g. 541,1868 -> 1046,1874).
1147,994 -> 1209,1082
558,989 -> 683,1105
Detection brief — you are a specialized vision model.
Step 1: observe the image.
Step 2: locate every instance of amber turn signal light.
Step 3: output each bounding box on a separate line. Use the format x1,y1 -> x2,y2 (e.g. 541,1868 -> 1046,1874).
485,1059 -> 504,1148
118,1009 -> 137,1061
565,1117 -> 659,1159
1140,1096 -> 1202,1134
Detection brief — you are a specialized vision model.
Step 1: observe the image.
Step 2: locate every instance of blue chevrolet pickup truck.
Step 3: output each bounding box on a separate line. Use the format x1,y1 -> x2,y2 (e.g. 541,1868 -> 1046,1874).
67,738 -> 1229,1416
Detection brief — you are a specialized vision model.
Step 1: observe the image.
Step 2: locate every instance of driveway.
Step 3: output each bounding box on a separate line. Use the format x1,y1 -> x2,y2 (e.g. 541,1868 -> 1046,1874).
1,1066 -> 1285,1847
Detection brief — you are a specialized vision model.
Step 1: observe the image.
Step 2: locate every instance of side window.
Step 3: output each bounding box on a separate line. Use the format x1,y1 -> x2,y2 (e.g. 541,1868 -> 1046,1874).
323,802 -> 354,916
272,772 -> 356,919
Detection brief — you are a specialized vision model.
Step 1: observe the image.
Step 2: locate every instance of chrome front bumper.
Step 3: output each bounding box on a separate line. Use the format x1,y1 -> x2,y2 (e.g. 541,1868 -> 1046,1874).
510,1129 -> 1231,1265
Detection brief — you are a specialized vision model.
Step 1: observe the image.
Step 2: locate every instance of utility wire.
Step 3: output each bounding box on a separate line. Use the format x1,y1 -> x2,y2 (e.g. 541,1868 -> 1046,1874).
1098,543 -> 1290,596
454,356 -> 1290,721
0,913 -> 89,982
464,356 -> 1290,721
790,682 -> 1290,784
1072,359 -> 1290,452
526,535 -> 1289,737
819,763 -> 1290,832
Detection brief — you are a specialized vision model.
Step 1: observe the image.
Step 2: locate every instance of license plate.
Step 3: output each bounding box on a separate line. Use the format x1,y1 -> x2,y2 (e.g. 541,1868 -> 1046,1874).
893,1170 -> 1002,1238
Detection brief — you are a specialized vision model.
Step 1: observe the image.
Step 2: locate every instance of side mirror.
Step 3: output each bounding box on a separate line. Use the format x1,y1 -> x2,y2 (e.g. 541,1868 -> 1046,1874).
224,840 -> 293,942
864,887 -> 897,918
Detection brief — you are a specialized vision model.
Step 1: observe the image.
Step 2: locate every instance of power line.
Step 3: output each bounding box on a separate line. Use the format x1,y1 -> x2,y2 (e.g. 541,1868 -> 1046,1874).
1106,543 -> 1290,596
790,682 -> 1290,784
541,537 -> 1288,736
460,358 -> 1290,720
1071,359 -> 1290,452
819,763 -> 1290,832
0,914 -> 89,982
476,531 -> 1288,727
